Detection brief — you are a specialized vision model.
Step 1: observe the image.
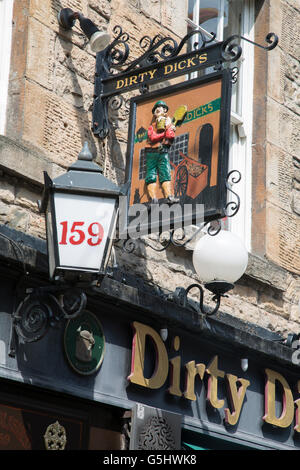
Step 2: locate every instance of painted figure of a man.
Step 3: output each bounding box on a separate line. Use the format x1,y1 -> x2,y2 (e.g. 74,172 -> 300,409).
145,100 -> 179,204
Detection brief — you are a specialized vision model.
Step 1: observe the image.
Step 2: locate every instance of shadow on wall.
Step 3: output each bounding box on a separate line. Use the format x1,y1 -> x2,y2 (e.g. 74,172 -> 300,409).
53,0 -> 104,164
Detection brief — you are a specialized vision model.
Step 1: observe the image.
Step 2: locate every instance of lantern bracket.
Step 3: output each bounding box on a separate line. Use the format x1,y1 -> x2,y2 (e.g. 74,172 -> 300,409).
172,281 -> 234,318
8,281 -> 98,356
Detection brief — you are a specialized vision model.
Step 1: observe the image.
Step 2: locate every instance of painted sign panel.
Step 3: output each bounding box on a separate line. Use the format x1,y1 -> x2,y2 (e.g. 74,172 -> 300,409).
123,70 -> 231,235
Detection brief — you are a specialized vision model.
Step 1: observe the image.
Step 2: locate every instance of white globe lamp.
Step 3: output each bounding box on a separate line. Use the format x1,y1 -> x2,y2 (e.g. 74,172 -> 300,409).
192,230 -> 248,296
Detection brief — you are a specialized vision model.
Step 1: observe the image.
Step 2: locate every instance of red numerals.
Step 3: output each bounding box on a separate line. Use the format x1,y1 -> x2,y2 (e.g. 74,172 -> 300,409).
87,222 -> 104,246
59,221 -> 104,246
70,222 -> 85,245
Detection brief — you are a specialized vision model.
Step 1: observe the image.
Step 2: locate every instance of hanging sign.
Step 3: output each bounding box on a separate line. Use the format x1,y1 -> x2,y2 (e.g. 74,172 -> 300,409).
120,69 -> 231,237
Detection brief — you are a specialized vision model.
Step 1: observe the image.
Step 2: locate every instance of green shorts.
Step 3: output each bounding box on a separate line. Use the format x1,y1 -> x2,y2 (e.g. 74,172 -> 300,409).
145,150 -> 171,185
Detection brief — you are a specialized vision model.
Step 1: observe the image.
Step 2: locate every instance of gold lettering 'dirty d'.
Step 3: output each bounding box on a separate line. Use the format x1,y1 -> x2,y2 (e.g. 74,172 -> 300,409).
128,321 -> 300,432
263,368 -> 295,428
128,322 -> 249,426
128,321 -> 169,389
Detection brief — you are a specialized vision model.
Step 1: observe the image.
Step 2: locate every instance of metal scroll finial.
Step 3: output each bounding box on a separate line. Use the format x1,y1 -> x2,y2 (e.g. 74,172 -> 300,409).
221,32 -> 279,62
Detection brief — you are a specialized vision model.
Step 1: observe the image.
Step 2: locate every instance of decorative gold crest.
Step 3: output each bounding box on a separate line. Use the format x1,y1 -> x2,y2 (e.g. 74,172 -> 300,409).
44,421 -> 67,450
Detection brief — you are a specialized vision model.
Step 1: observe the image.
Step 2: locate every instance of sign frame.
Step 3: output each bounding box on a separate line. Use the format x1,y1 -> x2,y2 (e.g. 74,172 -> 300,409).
121,68 -> 232,237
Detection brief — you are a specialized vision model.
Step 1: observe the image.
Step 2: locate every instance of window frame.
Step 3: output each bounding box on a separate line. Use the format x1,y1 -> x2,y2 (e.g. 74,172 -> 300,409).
0,0 -> 14,135
187,0 -> 254,252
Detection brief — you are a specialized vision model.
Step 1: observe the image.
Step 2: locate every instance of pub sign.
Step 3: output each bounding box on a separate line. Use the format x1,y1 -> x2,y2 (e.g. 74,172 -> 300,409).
92,28 -> 277,237
124,69 -> 232,235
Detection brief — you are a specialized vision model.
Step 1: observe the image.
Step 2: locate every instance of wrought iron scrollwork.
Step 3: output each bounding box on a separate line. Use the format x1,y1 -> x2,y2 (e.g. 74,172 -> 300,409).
103,25 -> 130,72
135,219 -> 221,254
104,28 -> 278,75
230,66 -> 239,84
122,237 -> 137,254
10,286 -> 87,350
207,219 -> 222,236
173,280 -> 233,318
222,32 -> 279,62
178,29 -> 216,53
183,283 -> 221,316
108,94 -> 124,111
13,296 -> 51,343
106,28 -> 217,74
117,168 -> 241,255
221,36 -> 242,62
93,25 -> 278,138
225,170 -> 241,218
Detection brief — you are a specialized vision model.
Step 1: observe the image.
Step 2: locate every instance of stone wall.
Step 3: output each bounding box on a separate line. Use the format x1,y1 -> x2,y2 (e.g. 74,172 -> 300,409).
265,0 -> 300,275
0,0 -> 299,338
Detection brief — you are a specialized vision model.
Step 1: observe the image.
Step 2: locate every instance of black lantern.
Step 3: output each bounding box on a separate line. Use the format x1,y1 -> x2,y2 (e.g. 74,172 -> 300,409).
39,142 -> 120,281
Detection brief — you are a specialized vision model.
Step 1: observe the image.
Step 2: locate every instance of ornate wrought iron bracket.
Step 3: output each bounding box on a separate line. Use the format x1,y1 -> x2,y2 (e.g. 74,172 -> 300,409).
118,168 -> 242,254
222,32 -> 278,62
112,168 -> 242,317
9,283 -> 92,356
92,29 -> 278,138
172,281 -> 233,318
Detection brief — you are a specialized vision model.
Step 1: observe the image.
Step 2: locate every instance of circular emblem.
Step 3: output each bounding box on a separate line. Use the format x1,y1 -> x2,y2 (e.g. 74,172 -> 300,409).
64,310 -> 105,375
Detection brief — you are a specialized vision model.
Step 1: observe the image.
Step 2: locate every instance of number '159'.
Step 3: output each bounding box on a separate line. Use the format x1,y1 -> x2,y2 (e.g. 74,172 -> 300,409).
59,221 -> 104,246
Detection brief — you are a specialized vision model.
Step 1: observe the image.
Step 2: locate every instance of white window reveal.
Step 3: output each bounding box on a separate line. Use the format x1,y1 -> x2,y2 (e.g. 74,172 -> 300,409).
0,0 -> 14,135
187,0 -> 254,252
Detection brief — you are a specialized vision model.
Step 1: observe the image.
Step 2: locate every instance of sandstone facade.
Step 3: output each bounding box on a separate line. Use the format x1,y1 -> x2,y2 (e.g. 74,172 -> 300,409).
0,0 -> 299,337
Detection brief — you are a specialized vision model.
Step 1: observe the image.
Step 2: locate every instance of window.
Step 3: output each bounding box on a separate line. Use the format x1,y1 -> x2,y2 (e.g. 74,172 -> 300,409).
187,1 -> 254,251
168,132 -> 189,167
139,148 -> 147,181
0,0 -> 13,135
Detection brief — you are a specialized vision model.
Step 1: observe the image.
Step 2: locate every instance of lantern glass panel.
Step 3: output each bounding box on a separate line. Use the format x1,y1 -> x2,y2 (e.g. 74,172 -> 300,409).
53,192 -> 117,274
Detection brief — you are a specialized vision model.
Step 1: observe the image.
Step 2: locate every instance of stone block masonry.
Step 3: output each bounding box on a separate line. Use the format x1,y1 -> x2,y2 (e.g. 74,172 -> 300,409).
264,0 -> 300,276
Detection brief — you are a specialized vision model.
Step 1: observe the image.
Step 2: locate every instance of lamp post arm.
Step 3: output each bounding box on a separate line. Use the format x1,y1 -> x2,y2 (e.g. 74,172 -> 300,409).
173,284 -> 221,316
185,283 -> 221,316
